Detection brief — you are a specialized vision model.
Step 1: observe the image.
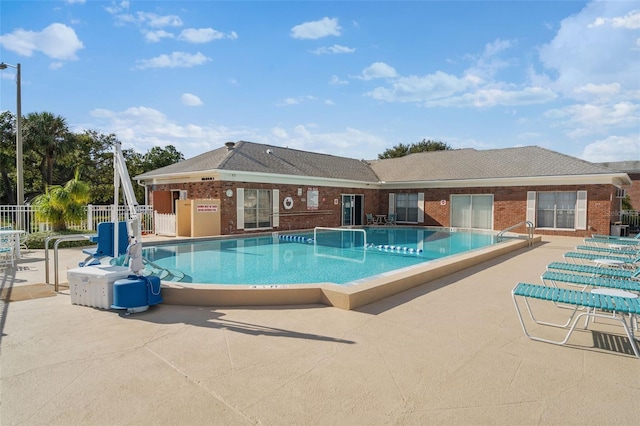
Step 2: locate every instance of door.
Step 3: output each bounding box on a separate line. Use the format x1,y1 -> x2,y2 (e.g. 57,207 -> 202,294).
341,194 -> 364,226
450,194 -> 494,229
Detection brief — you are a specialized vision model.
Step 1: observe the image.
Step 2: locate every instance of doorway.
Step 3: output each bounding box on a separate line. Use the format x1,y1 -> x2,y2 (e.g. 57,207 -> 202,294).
341,194 -> 364,226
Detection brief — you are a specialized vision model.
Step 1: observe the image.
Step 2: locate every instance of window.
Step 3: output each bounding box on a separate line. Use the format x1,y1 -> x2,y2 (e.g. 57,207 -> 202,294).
536,192 -> 577,229
244,189 -> 272,229
395,193 -> 419,223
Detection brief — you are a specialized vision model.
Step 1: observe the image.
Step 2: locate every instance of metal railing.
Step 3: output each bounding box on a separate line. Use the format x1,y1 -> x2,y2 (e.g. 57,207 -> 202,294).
497,221 -> 535,245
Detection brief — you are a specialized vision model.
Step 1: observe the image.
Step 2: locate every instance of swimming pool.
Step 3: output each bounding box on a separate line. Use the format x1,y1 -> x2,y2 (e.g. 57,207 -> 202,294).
141,227 -> 500,286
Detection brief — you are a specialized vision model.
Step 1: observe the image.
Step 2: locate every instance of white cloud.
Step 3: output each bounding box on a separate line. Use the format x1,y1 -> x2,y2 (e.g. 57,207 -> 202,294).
144,30 -> 174,42
181,93 -> 203,106
89,106 -> 257,157
589,9 -> 640,29
464,38 -> 516,81
359,62 -> 397,80
366,71 -> 470,102
269,124 -> 388,159
329,75 -> 348,85
135,51 -> 211,69
105,1 -> 129,15
89,106 -> 388,160
277,95 -> 318,106
424,87 -> 558,108
178,28 -> 238,43
580,134 -> 640,162
311,44 -> 355,55
545,101 -> 639,137
49,62 -> 63,70
538,1 -> 639,97
573,82 -> 621,102
290,17 -> 341,40
66,0 -> 86,4
0,23 -> 84,60
271,127 -> 288,138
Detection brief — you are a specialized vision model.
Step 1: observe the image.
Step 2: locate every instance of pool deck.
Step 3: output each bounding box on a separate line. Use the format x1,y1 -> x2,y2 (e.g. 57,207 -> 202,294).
2,235 -> 639,425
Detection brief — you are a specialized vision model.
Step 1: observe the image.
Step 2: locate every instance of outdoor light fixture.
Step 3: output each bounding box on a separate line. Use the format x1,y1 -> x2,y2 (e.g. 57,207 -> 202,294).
0,62 -> 23,206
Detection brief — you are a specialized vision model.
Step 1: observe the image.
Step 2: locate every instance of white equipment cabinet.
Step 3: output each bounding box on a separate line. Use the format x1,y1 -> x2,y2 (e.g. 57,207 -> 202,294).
67,265 -> 131,309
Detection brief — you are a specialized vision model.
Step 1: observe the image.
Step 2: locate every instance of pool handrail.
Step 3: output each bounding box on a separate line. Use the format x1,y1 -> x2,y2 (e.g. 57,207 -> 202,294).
497,221 -> 534,246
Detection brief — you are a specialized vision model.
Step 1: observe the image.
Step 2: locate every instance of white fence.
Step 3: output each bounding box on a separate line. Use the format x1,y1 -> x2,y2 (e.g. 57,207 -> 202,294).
0,204 -> 155,234
154,212 -> 176,236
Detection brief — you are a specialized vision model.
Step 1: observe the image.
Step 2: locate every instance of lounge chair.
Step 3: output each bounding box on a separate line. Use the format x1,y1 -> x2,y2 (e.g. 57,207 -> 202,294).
584,237 -> 640,247
546,262 -> 640,280
512,282 -> 640,358
575,245 -> 639,258
564,252 -> 640,266
591,233 -> 640,241
541,271 -> 640,293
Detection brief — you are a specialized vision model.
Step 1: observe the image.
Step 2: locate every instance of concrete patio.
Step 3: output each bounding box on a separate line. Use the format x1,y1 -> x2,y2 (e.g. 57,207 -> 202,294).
1,236 -> 639,425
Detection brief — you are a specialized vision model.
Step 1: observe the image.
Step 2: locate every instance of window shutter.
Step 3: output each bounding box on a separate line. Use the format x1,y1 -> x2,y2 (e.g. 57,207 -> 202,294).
272,189 -> 279,228
526,191 -> 536,224
417,192 -> 425,223
236,188 -> 244,230
575,190 -> 587,230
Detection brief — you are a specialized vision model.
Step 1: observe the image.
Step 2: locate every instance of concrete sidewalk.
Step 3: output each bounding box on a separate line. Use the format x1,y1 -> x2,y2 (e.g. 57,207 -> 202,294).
1,236 -> 639,425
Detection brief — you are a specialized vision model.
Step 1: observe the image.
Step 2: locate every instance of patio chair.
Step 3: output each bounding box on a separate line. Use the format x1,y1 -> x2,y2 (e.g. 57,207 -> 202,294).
512,282 -> 640,358
0,237 -> 13,269
563,251 -> 640,266
546,262 -> 640,280
366,213 -> 376,226
541,270 -> 640,293
591,232 -> 640,241
80,221 -> 129,266
576,245 -> 639,258
584,237 -> 640,247
384,213 -> 396,226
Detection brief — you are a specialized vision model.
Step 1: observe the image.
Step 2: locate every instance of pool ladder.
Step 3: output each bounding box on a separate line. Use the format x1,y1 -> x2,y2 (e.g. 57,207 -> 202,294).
497,221 -> 535,246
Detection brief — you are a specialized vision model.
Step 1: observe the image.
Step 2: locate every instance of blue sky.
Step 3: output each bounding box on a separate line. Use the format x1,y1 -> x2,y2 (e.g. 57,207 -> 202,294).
1,1 -> 639,163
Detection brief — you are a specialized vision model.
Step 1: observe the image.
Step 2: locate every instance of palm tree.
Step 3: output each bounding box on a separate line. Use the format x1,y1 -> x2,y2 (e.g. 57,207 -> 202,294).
23,112 -> 69,187
32,170 -> 90,231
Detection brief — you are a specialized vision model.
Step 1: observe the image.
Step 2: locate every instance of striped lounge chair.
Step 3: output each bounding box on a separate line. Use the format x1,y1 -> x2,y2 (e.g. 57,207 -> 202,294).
546,262 -> 640,280
512,282 -> 640,358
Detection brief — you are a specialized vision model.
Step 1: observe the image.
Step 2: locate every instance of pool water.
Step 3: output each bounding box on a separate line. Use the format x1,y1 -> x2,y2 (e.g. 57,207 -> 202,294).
141,227 -> 499,285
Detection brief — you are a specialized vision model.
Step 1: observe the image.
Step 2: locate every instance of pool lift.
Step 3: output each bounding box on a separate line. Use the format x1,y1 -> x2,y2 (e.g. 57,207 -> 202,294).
109,141 -> 163,314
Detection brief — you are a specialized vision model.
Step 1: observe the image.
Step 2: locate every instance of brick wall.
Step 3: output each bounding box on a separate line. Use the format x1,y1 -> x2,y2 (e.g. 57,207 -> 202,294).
150,182 -> 618,237
150,182 -> 379,235
626,172 -> 640,210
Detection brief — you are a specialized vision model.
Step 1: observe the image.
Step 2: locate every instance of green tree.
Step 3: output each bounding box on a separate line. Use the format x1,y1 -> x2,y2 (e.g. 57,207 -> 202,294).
23,112 -> 70,189
32,170 -> 90,231
0,111 -> 16,204
378,139 -> 451,159
143,145 -> 184,170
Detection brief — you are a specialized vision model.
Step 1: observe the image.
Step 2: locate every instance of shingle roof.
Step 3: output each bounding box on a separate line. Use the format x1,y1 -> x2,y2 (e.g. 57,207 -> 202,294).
135,142 -> 625,184
598,161 -> 640,173
368,146 -> 618,182
135,141 -> 380,182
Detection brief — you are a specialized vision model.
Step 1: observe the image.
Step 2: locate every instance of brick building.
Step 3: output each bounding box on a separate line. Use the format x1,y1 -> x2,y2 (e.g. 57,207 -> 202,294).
135,141 -> 631,237
598,161 -> 640,211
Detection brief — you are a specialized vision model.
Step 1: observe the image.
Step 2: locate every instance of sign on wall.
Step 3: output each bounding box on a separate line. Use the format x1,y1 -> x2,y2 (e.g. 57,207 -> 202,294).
197,204 -> 219,213
307,187 -> 319,210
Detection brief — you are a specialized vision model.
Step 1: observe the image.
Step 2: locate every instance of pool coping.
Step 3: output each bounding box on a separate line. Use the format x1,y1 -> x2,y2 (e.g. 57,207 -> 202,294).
159,233 -> 540,310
